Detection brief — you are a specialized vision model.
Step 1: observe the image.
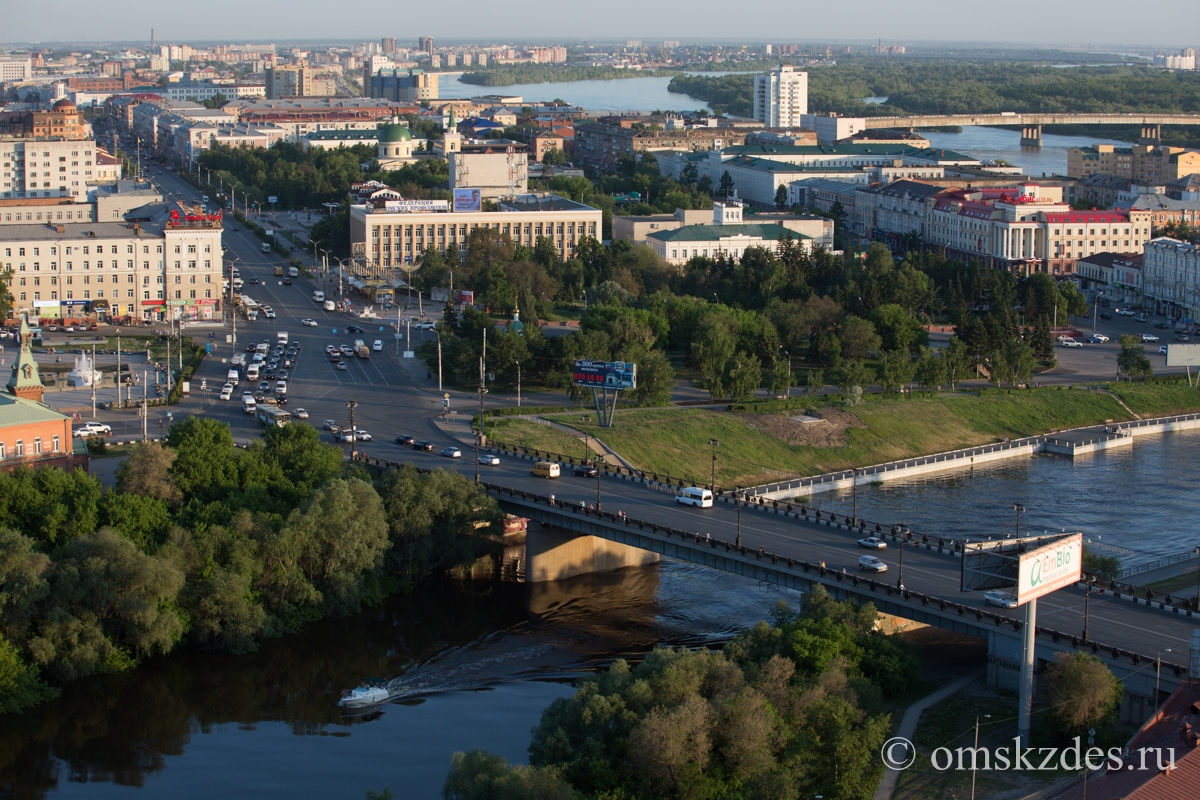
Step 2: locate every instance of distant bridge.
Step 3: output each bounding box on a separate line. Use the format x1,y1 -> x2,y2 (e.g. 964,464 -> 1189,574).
859,113 -> 1200,146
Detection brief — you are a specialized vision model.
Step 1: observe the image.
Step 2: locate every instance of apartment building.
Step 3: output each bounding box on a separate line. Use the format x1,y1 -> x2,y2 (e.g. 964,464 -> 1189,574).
265,65 -> 316,99
753,66 -> 808,129
574,120 -> 744,171
350,193 -> 602,266
0,57 -> 33,82
1143,237 -> 1200,319
1067,145 -> 1134,180
0,204 -> 224,322
367,68 -> 438,102
1,138 -> 100,201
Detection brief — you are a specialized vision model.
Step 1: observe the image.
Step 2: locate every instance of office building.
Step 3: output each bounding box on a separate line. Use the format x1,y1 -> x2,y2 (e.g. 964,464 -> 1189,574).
615,200 -> 832,249
0,57 -> 33,82
350,193 -> 601,266
0,202 -> 224,322
753,66 -> 808,129
646,222 -> 811,266
382,38 -> 397,55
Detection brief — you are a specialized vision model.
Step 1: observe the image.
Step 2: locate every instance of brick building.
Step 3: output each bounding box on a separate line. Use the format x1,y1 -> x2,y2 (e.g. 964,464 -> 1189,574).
1,315 -> 83,473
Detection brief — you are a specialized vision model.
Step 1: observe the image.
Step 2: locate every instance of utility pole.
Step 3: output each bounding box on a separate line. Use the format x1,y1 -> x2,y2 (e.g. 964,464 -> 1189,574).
1082,576 -> 1094,642
475,357 -> 486,482
970,714 -> 991,800
347,399 -> 358,460
516,361 -> 521,408
709,438 -> 719,494
165,334 -> 171,392
142,370 -> 148,441
433,329 -> 442,391
91,344 -> 96,418
116,330 -> 122,408
1013,503 -> 1025,538
736,492 -> 743,548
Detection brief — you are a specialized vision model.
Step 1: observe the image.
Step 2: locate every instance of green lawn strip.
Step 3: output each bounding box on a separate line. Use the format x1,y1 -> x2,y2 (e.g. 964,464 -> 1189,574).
1105,381 -> 1200,417
486,418 -> 590,459
1143,571 -> 1200,596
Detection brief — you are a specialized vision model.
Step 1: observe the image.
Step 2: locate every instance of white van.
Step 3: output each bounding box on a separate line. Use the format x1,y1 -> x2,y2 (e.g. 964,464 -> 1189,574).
288,267 -> 299,278
242,396 -> 257,414
246,363 -> 260,381
312,291 -> 325,302
226,369 -> 239,386
275,380 -> 287,395
323,300 -> 336,312
676,487 -> 714,508
261,242 -> 272,253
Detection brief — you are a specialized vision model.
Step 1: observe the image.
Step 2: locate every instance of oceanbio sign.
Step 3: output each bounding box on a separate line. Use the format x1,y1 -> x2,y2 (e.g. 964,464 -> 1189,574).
1016,533 -> 1082,604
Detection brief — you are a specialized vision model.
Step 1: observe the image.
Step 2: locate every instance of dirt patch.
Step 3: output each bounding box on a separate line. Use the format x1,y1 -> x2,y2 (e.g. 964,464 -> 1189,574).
742,406 -> 867,448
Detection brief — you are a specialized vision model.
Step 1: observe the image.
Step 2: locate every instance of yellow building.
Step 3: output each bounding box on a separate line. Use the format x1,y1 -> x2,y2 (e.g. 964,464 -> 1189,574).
1067,144 -> 1133,180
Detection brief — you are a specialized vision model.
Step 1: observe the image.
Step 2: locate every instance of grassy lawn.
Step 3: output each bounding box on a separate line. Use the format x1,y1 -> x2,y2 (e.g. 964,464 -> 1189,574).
1106,381 -> 1200,416
486,418 -> 591,460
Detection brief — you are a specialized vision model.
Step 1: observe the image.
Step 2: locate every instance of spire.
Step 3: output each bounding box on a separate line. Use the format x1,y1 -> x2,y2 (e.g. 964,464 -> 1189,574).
7,314 -> 44,403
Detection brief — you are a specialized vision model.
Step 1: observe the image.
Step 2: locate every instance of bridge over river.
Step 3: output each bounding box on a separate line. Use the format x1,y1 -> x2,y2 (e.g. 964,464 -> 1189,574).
859,113 -> 1200,146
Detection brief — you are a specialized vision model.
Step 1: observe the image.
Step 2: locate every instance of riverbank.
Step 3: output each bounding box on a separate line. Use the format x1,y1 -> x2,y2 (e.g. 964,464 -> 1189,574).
459,65 -> 680,86
486,382 -> 1200,488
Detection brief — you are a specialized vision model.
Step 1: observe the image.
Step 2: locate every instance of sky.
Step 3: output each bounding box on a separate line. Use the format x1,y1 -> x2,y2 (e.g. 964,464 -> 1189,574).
5,0 -> 1200,47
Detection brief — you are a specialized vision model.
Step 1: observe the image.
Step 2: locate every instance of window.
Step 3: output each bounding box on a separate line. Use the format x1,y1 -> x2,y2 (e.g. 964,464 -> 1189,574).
14,440 -> 23,457
0,442 -> 4,459
33,438 -> 42,455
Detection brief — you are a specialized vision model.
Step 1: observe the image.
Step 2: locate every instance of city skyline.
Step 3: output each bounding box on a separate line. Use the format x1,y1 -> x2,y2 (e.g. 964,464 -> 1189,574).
4,0 -> 1200,48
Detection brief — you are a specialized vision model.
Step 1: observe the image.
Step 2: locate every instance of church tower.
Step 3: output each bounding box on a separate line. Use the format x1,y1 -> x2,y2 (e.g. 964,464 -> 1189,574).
6,315 -> 44,403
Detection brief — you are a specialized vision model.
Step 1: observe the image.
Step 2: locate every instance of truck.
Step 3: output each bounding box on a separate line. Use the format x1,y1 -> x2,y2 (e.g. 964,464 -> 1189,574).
353,339 -> 370,359
255,406 -> 290,427
277,331 -> 289,345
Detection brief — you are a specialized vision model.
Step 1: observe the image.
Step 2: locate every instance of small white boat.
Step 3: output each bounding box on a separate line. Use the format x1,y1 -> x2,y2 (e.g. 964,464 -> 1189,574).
338,684 -> 390,708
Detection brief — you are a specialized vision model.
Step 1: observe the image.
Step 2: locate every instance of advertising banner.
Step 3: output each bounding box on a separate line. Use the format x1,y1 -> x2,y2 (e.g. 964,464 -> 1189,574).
572,360 -> 637,390
384,199 -> 450,213
1016,533 -> 1082,604
453,188 -> 482,213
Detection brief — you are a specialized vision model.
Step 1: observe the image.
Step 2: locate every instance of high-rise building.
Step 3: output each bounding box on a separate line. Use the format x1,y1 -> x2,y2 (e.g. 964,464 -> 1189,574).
381,37 -> 397,55
0,57 -> 32,82
265,65 -> 316,98
753,66 -> 808,129
418,36 -> 434,56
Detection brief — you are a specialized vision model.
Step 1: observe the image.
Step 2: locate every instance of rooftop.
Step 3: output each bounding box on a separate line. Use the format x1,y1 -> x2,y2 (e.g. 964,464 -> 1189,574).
722,143 -> 923,158
0,392 -> 65,426
647,223 -> 809,243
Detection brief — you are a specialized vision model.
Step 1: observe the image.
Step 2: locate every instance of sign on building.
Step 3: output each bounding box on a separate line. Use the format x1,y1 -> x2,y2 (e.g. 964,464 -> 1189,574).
384,199 -> 450,213
1016,533 -> 1082,605
572,360 -> 637,390
452,188 -> 481,213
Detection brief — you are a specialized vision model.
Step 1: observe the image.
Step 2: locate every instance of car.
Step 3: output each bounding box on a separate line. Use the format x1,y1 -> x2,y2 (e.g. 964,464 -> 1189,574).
572,464 -> 598,478
1154,322 -> 1169,329
283,278 -> 293,285
219,387 -> 233,401
232,226 -> 240,231
1055,334 -> 1074,343
351,429 -> 371,441
345,324 -> 363,334
258,380 -> 271,392
857,537 -> 887,549
1134,315 -> 1147,323
373,340 -> 383,351
264,369 -> 276,380
73,422 -> 112,438
338,430 -> 356,442
1099,312 -> 1112,320
1159,345 -> 1169,355
858,555 -> 888,573
325,345 -> 337,354
417,320 -> 436,330
323,419 -> 340,431
340,345 -> 354,355
983,590 -> 1019,609
478,454 -> 500,466
248,277 -> 259,285
1062,340 -> 1083,348
1176,335 -> 1191,343
337,361 -> 348,370
277,370 -> 289,380
412,441 -> 435,451
1140,334 -> 1160,343
395,435 -> 417,446
302,318 -> 319,327
1087,334 -> 1109,343
441,446 -> 462,458
294,408 -> 309,419
264,309 -> 277,319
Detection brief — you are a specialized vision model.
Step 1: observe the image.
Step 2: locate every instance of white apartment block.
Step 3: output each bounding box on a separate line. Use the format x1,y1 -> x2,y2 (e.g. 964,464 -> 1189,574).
0,211 -> 224,322
0,140 -> 99,200
350,195 -> 601,266
165,83 -> 266,103
753,66 -> 808,129
0,57 -> 33,82
1143,237 -> 1200,318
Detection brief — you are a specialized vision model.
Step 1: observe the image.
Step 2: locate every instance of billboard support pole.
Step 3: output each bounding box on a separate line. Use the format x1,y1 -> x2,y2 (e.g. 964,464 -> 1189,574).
1018,597 -> 1037,747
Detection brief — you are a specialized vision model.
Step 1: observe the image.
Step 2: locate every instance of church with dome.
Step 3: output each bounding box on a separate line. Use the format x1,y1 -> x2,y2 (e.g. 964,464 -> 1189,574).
377,119 -> 417,168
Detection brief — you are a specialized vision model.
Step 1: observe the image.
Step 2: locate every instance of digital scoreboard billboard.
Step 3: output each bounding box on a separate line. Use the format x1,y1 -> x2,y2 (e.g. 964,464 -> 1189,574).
572,360 -> 636,390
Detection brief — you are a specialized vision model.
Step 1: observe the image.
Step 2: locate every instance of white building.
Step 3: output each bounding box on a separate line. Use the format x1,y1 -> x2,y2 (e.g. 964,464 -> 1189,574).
646,222 -> 812,265
1143,237 -> 1200,319
0,204 -> 224,322
753,66 -> 808,129
801,114 -> 867,144
0,139 -> 100,201
0,57 -> 33,82
165,83 -> 266,103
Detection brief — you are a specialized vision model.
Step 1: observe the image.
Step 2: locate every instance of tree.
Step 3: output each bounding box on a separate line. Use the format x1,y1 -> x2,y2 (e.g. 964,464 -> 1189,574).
626,349 -> 674,407
1031,316 -> 1055,361
0,269 -> 14,320
914,347 -> 947,390
839,360 -> 873,405
774,184 -> 789,211
839,316 -> 881,361
1083,546 -> 1121,583
443,750 -> 583,800
115,442 -> 180,507
942,337 -> 971,389
1117,334 -> 1153,380
1006,338 -> 1037,386
878,349 -> 915,393
0,633 -> 58,714
719,170 -> 735,199
1044,652 -> 1124,735
723,352 -> 762,401
869,304 -> 927,353
767,357 -> 792,398
691,309 -> 738,399
807,368 -> 824,397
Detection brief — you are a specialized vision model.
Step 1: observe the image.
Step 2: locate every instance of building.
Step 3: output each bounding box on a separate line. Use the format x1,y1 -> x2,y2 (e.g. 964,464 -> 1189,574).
165,83 -> 265,103
1122,194 -> 1200,232
0,202 -> 224,323
368,68 -> 438,103
0,56 -> 33,82
1076,252 -> 1143,303
787,178 -> 861,217
382,38 -> 397,55
1067,144 -> 1134,179
375,121 -> 417,167
349,193 -> 602,267
418,37 -> 434,56
615,200 -> 833,249
1,121 -> 100,201
753,66 -> 808,129
1,316 -> 84,473
800,114 -> 867,144
449,148 -> 529,199
265,65 -> 316,99
574,119 -> 744,172
1142,237 -> 1200,319
646,222 -> 811,265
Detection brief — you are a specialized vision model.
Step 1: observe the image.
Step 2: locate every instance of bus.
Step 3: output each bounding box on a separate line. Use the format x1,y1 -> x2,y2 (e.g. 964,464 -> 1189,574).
255,406 -> 290,427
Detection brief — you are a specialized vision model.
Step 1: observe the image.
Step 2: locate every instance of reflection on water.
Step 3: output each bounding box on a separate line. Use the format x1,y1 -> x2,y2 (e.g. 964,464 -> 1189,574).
0,562 -> 796,800
923,126 -> 1132,178
809,430 -> 1200,565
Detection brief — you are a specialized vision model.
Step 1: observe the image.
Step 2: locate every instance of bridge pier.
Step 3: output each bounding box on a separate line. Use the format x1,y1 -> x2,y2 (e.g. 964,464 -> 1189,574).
525,523 -> 659,582
1140,123 -> 1162,145
1019,124 -> 1043,147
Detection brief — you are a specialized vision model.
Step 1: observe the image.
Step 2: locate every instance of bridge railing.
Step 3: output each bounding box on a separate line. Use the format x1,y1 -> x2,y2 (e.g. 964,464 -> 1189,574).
1120,548 -> 1200,579
484,484 -> 1190,680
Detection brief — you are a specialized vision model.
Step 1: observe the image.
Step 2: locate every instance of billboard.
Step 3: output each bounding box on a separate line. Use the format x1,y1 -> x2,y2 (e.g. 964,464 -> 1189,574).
384,199 -> 450,213
453,188 -> 482,213
572,360 -> 636,390
1016,533 -> 1082,605
1166,344 -> 1200,367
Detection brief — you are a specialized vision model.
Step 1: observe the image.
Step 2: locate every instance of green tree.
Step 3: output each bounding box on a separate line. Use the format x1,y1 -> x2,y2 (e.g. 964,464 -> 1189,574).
0,633 -> 58,713
719,170 -> 735,198
807,368 -> 824,396
914,347 -> 947,390
869,304 -> 927,353
0,528 -> 50,642
1031,316 -> 1055,361
1117,334 -> 1153,380
722,351 -> 762,401
1006,338 -> 1037,385
839,360 -> 873,405
0,269 -> 14,320
839,316 -> 881,361
774,184 -> 789,211
115,442 -> 181,508
766,357 -> 792,398
878,349 -> 915,393
1044,652 -> 1124,736
942,338 -> 971,388
1082,546 -> 1121,583
626,349 -> 674,407
691,308 -> 738,399
443,750 -> 584,800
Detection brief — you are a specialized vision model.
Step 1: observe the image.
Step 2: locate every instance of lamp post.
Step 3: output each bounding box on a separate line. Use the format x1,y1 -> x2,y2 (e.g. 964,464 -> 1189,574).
897,528 -> 906,589
736,491 -> 743,548
347,400 -> 359,459
852,468 -> 859,523
1013,503 -> 1026,538
515,361 -> 521,408
970,714 -> 992,800
1082,574 -> 1095,642
709,438 -> 719,494
1156,648 -> 1173,713
475,357 -> 487,483
431,329 -> 442,391
1194,547 -> 1200,610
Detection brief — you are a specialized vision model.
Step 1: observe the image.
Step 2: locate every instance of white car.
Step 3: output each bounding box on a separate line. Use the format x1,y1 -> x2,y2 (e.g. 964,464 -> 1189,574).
441,446 -> 462,458
1061,340 -> 1083,348
73,422 -> 112,437
219,387 -> 233,401
1140,334 -> 1160,343
417,320 -> 436,330
373,340 -> 383,351
302,318 -> 319,327
294,408 -> 309,419
858,555 -> 888,573
857,537 -> 887,550
263,308 -> 277,319
1159,345 -> 1169,355
983,590 -> 1018,609
478,454 -> 500,465
351,429 -> 372,441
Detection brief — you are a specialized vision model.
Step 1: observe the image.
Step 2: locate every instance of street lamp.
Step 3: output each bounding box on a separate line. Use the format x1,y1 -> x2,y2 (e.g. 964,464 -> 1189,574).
515,361 -> 521,408
475,358 -> 487,483
347,399 -> 359,459
1156,648 -> 1173,713
736,491 -> 743,548
1082,574 -> 1096,642
896,528 -> 906,589
970,714 -> 992,800
1013,503 -> 1026,538
852,468 -> 859,523
431,329 -> 443,391
708,438 -> 719,494
781,348 -> 791,398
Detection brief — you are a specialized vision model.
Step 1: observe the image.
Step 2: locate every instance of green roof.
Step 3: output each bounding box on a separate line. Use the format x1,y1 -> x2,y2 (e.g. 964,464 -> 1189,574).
0,393 -> 67,426
381,123 -> 412,143
647,223 -> 810,243
306,130 -> 382,141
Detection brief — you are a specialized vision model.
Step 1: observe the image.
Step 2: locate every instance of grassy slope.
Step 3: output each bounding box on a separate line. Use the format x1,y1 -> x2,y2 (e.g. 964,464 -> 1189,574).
486,418 -> 590,459
1107,382 -> 1200,417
